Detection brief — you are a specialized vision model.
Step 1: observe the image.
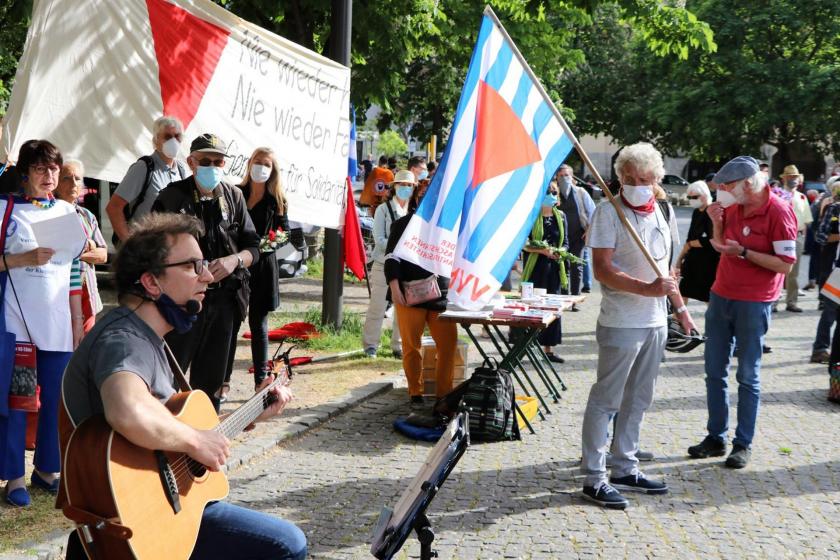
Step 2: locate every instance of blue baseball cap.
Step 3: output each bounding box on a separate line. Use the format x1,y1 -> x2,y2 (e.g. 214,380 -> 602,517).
712,156 -> 760,185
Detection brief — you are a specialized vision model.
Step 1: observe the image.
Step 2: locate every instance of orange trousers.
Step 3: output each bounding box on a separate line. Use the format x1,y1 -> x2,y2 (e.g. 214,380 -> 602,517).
395,304 -> 458,398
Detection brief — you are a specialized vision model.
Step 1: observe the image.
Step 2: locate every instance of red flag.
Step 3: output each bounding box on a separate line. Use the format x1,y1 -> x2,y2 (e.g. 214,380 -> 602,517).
343,178 -> 367,280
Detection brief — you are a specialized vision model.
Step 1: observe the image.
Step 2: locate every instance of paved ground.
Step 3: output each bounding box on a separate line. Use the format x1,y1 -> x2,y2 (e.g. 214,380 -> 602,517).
226,276 -> 839,559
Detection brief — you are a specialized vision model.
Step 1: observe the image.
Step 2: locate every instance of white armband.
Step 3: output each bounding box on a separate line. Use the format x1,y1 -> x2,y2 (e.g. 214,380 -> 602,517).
772,239 -> 796,258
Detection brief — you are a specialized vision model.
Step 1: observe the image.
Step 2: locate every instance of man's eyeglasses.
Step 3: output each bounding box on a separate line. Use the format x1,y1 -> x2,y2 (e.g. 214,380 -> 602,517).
163,133 -> 183,141
197,158 -> 225,167
162,258 -> 208,275
687,195 -> 699,200
30,165 -> 60,175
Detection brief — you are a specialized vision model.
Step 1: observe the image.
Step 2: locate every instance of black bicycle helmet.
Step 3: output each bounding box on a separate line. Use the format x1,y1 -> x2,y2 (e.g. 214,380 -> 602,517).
666,316 -> 706,353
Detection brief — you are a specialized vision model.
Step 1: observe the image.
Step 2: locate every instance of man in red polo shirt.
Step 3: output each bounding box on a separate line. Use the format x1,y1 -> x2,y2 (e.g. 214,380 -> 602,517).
688,156 -> 797,468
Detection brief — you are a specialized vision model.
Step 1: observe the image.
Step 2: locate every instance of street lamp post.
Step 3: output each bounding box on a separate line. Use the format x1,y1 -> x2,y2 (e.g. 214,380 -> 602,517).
322,0 -> 353,328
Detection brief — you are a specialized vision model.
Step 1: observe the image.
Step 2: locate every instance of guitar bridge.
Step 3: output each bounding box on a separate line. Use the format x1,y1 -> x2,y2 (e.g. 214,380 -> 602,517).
154,450 -> 181,514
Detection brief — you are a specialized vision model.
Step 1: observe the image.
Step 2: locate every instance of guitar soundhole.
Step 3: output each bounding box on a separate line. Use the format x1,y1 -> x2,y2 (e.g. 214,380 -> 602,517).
187,458 -> 207,478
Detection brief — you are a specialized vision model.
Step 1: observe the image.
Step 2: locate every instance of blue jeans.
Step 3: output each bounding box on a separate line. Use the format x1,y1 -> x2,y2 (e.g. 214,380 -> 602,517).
812,298 -> 837,353
703,293 -> 771,449
66,501 -> 307,560
582,247 -> 593,290
191,501 -> 307,559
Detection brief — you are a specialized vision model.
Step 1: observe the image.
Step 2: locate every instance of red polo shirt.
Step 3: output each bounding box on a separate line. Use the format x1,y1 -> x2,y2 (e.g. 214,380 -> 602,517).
711,192 -> 798,302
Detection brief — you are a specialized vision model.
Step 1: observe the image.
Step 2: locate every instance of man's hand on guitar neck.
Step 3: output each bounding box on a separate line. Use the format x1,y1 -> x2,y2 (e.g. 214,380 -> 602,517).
255,376 -> 294,423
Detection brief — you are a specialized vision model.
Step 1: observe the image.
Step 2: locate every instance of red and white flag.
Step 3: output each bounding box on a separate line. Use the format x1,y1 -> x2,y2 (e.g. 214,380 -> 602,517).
2,0 -> 351,228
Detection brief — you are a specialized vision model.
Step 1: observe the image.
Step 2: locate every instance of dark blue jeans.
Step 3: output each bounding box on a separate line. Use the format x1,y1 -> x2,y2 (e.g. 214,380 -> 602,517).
66,502 -> 307,560
192,501 -> 307,559
703,293 -> 771,449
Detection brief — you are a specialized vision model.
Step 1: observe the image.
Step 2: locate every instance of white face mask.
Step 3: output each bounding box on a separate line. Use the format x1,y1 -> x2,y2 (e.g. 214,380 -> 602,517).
716,189 -> 737,208
622,184 -> 653,206
161,137 -> 180,159
250,164 -> 272,183
688,198 -> 702,208
558,175 -> 573,196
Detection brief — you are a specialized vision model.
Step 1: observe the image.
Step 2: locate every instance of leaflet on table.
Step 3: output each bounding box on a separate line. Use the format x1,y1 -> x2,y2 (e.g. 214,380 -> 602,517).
29,212 -> 88,264
439,310 -> 493,320
512,309 -> 554,322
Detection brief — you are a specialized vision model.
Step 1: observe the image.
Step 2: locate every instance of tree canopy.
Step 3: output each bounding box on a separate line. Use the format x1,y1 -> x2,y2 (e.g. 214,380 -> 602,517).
0,0 -> 716,149
561,0 -> 840,166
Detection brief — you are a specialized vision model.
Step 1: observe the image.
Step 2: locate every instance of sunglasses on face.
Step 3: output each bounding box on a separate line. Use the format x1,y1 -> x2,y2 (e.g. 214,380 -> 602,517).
197,158 -> 225,167
162,133 -> 183,141
687,195 -> 699,200
161,258 -> 208,275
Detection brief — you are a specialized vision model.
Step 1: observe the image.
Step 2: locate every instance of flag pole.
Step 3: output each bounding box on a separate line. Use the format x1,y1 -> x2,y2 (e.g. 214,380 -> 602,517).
482,6 -> 663,277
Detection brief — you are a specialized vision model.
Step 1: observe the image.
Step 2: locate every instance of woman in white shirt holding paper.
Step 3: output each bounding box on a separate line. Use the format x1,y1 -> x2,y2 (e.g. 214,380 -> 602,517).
0,140 -> 83,507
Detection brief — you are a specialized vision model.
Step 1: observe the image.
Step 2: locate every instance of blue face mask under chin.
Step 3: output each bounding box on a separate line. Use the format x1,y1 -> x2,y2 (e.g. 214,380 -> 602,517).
154,292 -> 199,334
196,166 -> 223,191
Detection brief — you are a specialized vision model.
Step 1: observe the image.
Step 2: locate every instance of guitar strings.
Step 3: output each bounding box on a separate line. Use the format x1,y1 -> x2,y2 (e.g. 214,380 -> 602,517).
166,372 -> 290,482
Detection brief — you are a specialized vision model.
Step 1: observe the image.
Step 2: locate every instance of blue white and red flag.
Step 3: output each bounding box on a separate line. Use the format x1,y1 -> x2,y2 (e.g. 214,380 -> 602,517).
393,9 -> 575,309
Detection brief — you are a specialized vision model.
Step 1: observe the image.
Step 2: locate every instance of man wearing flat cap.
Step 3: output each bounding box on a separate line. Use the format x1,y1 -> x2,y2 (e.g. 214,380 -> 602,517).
779,164 -> 812,312
688,156 -> 797,468
152,133 -> 260,411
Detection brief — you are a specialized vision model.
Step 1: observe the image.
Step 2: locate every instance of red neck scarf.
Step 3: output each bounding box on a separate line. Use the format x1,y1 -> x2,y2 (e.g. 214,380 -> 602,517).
620,192 -> 656,214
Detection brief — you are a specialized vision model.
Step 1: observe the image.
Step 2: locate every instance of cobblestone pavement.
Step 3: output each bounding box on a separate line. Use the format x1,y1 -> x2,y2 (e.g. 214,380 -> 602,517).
228,286 -> 840,559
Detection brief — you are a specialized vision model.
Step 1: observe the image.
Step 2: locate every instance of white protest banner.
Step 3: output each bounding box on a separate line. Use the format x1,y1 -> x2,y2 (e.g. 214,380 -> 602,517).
2,0 -> 351,228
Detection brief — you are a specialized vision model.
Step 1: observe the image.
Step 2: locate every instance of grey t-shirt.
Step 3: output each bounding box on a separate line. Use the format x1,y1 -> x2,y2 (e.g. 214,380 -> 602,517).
113,151 -> 190,220
62,307 -> 176,425
586,198 -> 680,328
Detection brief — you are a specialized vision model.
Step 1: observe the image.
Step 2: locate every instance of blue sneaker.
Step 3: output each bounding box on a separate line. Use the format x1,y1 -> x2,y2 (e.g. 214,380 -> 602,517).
582,482 -> 629,510
610,472 -> 668,495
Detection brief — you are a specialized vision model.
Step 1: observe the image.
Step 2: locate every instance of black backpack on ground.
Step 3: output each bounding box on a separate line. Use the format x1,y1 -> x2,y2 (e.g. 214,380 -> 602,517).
458,365 -> 520,442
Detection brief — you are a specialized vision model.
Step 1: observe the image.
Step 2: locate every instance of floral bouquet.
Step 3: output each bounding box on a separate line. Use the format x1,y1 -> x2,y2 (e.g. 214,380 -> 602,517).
526,240 -> 585,265
259,227 -> 289,253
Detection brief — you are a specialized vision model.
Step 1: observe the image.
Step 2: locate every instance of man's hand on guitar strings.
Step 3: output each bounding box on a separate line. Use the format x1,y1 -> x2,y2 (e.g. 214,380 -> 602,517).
189,429 -> 230,471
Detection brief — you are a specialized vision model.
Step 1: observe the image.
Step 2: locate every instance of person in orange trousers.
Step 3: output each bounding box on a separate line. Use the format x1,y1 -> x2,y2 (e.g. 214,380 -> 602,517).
394,303 -> 457,400
384,185 -> 457,405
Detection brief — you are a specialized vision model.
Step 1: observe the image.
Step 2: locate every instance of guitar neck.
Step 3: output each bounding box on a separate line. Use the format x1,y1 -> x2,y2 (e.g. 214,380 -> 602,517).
216,370 -> 288,439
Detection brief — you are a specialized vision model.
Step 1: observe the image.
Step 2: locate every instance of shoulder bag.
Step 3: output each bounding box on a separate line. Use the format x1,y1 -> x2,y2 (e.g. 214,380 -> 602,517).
401,274 -> 441,306
0,195 -> 40,413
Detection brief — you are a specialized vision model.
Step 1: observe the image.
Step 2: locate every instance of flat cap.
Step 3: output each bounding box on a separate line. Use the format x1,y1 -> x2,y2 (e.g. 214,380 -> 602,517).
712,156 -> 759,185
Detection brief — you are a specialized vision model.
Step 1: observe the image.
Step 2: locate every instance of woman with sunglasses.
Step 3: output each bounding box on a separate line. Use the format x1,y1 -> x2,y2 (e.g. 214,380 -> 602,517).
0,140 -> 86,507
676,180 -> 719,305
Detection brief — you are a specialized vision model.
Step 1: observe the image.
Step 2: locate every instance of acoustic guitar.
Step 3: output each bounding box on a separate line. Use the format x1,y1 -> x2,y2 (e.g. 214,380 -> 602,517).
61,371 -> 289,560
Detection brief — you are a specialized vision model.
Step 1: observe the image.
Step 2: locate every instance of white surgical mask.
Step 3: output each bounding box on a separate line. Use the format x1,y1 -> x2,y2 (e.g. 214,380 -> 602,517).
688,198 -> 702,208
250,164 -> 272,183
161,137 -> 180,159
558,176 -> 573,196
716,189 -> 737,208
621,184 -> 653,206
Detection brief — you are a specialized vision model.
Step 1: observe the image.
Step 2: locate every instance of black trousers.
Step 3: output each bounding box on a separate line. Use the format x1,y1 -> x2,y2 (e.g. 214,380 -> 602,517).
566,239 -> 585,296
166,290 -> 242,412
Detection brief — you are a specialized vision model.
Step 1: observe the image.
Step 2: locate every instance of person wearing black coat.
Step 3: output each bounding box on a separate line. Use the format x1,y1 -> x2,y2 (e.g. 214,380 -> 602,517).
238,148 -> 289,388
151,134 -> 260,412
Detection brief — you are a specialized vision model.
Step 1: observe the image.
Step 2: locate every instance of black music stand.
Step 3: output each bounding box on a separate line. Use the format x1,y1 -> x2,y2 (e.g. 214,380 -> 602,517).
370,413 -> 470,560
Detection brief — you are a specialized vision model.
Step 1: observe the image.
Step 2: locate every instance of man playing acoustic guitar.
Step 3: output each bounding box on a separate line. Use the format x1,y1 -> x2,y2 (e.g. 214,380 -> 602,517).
57,213 -> 307,559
